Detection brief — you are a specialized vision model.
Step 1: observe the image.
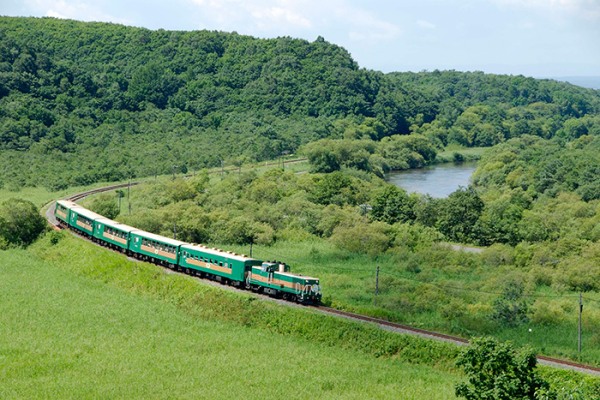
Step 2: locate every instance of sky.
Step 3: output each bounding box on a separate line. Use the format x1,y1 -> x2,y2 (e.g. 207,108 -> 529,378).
2,0 -> 599,78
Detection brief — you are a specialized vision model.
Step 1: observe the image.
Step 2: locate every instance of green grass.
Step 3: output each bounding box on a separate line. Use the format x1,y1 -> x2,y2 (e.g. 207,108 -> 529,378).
0,235 -> 465,399
228,239 -> 600,367
1,232 -> 597,398
436,146 -> 487,162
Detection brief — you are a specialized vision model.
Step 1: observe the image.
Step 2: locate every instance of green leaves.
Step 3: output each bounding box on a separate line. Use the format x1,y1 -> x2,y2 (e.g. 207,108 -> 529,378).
436,186 -> 484,243
0,198 -> 46,248
455,337 -> 547,400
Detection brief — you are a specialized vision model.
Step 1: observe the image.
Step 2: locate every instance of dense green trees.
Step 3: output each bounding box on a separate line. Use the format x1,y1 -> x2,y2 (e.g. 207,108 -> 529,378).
0,17 -> 599,190
370,185 -> 416,224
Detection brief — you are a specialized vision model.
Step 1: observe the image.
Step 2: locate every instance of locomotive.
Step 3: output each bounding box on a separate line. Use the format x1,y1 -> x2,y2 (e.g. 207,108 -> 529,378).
54,199 -> 322,304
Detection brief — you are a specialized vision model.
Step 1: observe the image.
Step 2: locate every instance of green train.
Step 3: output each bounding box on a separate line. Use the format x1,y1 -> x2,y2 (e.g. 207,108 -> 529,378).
54,199 -> 322,304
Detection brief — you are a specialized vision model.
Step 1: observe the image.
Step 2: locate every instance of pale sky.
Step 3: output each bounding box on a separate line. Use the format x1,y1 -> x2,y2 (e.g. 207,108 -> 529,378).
2,0 -> 599,77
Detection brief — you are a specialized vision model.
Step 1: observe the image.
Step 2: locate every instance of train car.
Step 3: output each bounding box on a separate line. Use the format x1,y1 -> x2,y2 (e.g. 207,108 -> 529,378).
54,199 -> 79,226
129,230 -> 185,267
248,262 -> 322,304
69,206 -> 104,237
179,244 -> 262,285
93,217 -> 136,251
53,201 -> 322,305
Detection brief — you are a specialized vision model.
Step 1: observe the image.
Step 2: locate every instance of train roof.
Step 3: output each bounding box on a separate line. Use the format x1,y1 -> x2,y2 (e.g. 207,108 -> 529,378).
181,243 -> 259,262
95,217 -> 137,233
130,229 -> 187,247
251,264 -> 319,281
56,199 -> 79,209
70,206 -> 104,221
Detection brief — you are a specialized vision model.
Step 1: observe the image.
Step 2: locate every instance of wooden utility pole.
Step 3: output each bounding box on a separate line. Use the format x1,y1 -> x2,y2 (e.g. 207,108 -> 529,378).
578,293 -> 583,355
127,178 -> 131,215
374,265 -> 380,305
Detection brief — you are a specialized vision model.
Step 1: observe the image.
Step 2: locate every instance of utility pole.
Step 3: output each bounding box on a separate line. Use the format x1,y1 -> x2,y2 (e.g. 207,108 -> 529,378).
173,222 -> 177,240
127,178 -> 131,215
578,293 -> 583,355
374,265 -> 380,305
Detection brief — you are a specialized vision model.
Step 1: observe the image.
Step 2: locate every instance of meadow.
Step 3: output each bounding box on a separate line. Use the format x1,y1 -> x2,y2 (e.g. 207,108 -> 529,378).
0,233 -> 465,399
240,239 -> 600,366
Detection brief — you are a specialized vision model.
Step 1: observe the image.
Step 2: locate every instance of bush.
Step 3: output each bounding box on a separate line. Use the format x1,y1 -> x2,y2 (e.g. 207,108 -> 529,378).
330,220 -> 392,257
491,280 -> 530,327
0,198 -> 47,247
88,193 -> 120,219
455,337 -> 548,400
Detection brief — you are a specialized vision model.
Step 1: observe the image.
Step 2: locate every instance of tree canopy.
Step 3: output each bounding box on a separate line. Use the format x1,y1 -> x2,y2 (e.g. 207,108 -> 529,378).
0,17 -> 599,190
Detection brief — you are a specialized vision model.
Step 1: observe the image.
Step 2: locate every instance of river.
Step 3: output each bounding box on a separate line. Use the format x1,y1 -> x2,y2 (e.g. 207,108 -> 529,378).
386,162 -> 477,198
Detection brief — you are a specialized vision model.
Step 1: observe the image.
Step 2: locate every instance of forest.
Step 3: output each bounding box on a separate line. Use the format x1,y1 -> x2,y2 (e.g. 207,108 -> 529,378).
0,16 -> 599,190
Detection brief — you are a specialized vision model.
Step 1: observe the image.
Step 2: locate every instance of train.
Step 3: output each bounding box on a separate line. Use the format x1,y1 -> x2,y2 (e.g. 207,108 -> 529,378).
54,199 -> 322,304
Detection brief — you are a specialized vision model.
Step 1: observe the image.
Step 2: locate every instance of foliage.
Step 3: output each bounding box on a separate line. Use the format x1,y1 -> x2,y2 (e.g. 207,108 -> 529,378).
0,198 -> 46,248
455,337 -> 548,400
370,185 -> 416,224
436,186 -> 484,243
307,171 -> 368,206
491,280 -> 530,327
330,219 -> 392,257
88,192 -> 120,219
0,17 -> 599,190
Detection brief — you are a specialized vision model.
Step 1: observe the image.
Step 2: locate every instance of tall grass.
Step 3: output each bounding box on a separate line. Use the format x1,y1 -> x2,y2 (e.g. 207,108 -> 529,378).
1,231 -> 596,398
2,243 -> 460,399
227,239 -> 600,367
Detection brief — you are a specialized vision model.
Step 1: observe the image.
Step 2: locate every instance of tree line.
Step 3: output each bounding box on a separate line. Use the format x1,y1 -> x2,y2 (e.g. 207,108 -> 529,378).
0,16 -> 599,190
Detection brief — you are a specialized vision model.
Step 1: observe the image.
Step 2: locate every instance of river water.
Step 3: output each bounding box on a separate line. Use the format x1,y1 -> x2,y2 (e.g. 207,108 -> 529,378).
386,162 -> 477,198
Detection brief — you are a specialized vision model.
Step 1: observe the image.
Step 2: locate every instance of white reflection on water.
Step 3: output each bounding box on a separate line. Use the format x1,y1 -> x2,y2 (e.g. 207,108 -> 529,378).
386,162 -> 477,198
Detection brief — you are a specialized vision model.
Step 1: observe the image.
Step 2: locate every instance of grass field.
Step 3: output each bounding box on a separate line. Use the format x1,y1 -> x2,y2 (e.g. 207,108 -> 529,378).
0,236 -> 463,399
225,239 -> 600,367
2,231 -> 598,398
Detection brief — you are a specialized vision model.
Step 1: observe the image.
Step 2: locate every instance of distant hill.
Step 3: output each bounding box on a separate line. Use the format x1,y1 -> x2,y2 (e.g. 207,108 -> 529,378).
554,76 -> 600,90
0,16 -> 599,190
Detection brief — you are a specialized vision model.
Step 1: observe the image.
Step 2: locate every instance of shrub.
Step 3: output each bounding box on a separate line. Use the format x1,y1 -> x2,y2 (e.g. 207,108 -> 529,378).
455,337 -> 548,400
491,280 -> 530,327
330,220 -> 392,257
0,198 -> 47,247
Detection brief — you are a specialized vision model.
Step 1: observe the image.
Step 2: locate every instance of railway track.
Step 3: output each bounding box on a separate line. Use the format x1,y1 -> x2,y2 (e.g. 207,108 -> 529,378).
45,181 -> 600,377
316,307 -> 600,376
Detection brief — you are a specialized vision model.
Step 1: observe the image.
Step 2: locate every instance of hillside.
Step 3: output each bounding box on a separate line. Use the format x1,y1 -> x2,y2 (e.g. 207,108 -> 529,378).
1,16 -> 599,190
0,239 -> 462,399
